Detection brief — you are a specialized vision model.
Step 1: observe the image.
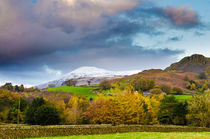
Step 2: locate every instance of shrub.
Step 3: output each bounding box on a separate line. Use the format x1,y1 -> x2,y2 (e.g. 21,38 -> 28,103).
34,105 -> 61,125
173,87 -> 183,94
160,84 -> 171,94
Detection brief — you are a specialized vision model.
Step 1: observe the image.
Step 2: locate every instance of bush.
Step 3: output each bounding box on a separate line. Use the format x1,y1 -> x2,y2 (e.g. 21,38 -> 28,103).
34,105 -> 61,125
160,84 -> 171,94
173,87 -> 183,94
99,81 -> 112,90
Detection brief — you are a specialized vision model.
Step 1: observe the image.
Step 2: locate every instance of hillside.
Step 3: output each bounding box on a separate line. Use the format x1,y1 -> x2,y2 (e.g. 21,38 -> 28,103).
112,69 -> 199,90
165,54 -> 210,77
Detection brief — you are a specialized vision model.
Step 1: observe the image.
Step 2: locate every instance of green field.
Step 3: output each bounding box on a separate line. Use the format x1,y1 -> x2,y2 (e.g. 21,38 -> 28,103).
173,95 -> 192,101
31,132 -> 210,139
47,86 -> 98,99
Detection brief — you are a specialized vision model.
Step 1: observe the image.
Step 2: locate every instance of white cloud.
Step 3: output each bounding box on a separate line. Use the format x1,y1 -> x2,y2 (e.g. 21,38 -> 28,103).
44,65 -> 62,76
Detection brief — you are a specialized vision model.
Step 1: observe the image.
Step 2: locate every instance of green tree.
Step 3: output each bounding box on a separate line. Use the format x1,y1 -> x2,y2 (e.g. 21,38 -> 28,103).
7,98 -> 27,123
158,96 -> 187,125
34,105 -> 61,125
25,97 -> 46,125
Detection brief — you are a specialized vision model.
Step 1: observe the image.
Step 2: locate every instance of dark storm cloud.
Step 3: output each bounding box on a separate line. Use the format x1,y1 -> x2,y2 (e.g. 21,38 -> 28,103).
0,0 -> 202,85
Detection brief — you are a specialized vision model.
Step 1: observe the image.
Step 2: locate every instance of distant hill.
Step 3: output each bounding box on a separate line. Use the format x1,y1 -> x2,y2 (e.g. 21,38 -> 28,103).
165,54 -> 210,77
111,69 -> 199,90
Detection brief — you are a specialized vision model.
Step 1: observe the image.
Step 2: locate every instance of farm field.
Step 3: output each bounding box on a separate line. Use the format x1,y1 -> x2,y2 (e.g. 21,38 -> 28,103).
47,86 -> 98,99
30,132 -> 210,139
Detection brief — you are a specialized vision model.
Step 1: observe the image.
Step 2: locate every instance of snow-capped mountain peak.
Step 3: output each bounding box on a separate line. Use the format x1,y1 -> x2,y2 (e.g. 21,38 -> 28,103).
37,66 -> 141,89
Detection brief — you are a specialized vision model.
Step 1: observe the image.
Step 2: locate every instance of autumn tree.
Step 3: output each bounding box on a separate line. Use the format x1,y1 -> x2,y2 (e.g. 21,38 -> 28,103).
63,96 -> 90,124
84,98 -> 121,125
133,78 -> 155,91
187,93 -> 210,127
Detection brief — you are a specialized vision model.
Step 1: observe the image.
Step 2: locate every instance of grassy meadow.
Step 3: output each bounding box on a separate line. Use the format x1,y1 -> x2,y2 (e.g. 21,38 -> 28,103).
174,95 -> 193,101
47,86 -> 98,99
30,132 -> 210,139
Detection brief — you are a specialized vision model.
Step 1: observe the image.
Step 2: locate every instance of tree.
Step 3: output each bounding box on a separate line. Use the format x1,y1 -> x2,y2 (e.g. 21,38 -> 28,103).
63,79 -> 77,86
87,80 -> 91,86
173,87 -> 183,94
25,97 -> 46,125
84,98 -> 121,125
99,80 -> 112,90
14,85 -> 20,92
190,83 -> 196,90
65,96 -> 90,124
150,88 -> 163,95
158,96 -> 187,125
187,93 -> 210,127
7,98 -> 27,123
34,105 -> 61,125
133,78 -> 155,91
160,84 -> 171,94
19,85 -> 24,92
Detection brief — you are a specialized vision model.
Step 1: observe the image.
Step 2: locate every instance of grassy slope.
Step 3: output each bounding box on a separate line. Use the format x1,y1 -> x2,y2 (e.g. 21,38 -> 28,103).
31,132 -> 210,139
174,95 -> 192,101
47,86 -> 98,99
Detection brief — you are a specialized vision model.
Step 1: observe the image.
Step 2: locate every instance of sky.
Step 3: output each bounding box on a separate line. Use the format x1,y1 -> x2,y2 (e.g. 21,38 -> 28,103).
0,0 -> 210,86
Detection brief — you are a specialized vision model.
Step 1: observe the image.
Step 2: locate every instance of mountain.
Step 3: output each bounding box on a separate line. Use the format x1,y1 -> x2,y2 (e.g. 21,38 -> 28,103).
36,66 -> 141,89
165,54 -> 210,76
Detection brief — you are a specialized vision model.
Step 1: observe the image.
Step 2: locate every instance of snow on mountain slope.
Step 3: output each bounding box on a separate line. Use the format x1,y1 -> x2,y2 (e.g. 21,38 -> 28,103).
36,66 -> 141,89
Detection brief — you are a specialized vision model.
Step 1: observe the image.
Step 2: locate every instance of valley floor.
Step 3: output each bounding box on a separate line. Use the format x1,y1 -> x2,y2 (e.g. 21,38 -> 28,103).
30,132 -> 210,139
